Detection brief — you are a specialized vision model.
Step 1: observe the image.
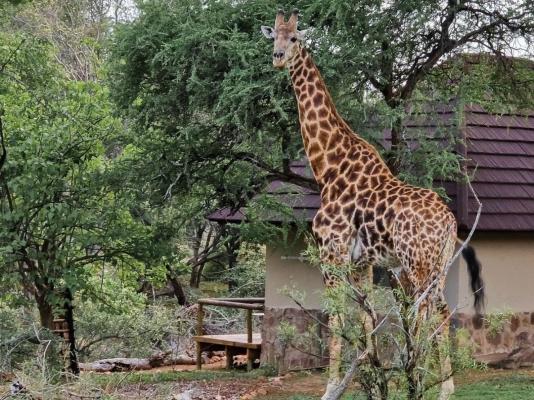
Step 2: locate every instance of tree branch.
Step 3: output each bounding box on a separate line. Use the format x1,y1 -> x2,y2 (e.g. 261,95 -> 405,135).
233,151 -> 319,192
0,114 -> 6,175
400,2 -> 531,101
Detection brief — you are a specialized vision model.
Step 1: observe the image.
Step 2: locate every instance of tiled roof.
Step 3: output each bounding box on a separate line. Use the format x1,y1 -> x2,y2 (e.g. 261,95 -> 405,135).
463,105 -> 534,230
209,104 -> 534,232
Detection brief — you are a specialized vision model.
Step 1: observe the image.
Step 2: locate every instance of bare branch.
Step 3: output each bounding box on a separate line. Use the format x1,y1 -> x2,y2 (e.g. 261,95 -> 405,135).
233,151 -> 320,192
321,350 -> 369,400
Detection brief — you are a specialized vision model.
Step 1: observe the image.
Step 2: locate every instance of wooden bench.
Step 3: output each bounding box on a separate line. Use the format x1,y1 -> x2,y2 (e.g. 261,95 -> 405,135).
193,297 -> 264,371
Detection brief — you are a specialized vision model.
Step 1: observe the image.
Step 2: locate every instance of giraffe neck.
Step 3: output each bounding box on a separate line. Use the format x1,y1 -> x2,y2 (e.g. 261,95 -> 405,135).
288,46 -> 392,186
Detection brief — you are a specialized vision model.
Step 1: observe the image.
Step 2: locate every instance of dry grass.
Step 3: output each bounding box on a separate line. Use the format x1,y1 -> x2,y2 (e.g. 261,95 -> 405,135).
2,367 -> 534,399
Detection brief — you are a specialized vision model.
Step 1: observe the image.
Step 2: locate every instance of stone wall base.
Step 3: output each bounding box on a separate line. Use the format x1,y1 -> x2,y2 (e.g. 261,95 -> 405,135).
261,307 -> 329,374
261,309 -> 534,372
453,312 -> 534,355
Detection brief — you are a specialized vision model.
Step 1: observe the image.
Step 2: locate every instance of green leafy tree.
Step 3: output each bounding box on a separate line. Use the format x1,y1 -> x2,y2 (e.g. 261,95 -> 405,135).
0,34 -> 149,328
303,0 -> 533,170
108,0 -> 533,205
106,0 -> 532,296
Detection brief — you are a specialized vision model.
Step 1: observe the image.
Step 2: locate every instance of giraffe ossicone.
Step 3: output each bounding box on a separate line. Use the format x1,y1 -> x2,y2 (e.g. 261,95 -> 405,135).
262,9 -> 485,400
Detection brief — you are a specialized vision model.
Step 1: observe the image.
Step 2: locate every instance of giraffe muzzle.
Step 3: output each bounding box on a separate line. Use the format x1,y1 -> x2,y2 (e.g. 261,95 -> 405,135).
273,50 -> 285,68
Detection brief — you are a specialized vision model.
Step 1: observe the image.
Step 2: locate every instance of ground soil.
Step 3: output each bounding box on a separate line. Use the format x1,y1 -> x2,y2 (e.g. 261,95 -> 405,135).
115,379 -> 260,400
109,368 -> 534,400
3,363 -> 534,399
111,372 -> 326,400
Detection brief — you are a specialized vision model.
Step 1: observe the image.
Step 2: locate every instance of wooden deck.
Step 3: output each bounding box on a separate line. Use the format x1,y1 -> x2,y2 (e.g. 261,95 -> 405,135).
195,298 -> 264,371
193,333 -> 261,349
194,333 -> 262,371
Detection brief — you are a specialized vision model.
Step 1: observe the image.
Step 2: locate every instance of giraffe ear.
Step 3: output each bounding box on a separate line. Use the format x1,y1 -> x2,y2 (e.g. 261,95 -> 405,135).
261,26 -> 275,40
296,29 -> 308,41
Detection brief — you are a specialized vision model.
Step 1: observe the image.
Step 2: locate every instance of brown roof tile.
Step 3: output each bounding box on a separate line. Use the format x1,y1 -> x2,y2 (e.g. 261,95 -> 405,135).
209,105 -> 534,231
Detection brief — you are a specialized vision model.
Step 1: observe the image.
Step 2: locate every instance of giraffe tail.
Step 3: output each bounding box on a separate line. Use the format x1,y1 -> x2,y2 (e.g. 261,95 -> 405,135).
457,239 -> 485,315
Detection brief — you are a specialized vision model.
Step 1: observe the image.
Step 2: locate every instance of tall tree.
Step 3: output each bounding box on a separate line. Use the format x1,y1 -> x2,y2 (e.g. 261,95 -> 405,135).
4,0 -> 135,81
304,0 -> 533,172
0,34 -> 149,328
108,0 -> 533,204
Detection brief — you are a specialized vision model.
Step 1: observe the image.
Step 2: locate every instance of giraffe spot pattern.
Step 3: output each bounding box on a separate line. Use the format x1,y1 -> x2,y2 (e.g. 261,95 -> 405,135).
285,44 -> 458,317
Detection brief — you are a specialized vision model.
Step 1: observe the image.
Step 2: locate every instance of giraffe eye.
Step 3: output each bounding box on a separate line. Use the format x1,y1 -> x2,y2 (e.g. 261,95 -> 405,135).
290,37 -> 297,42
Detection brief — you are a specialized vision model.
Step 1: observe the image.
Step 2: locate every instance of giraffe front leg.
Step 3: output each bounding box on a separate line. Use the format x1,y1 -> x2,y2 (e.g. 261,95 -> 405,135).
322,312 -> 344,400
320,266 -> 344,400
360,262 -> 375,358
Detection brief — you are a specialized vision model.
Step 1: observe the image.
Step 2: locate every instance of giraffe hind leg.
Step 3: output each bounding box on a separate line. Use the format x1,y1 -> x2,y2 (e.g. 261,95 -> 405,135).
436,294 -> 454,400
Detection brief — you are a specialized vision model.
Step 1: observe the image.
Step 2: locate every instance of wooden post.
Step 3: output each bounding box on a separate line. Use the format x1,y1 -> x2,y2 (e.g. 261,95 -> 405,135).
197,303 -> 204,336
246,309 -> 252,343
196,304 -> 204,370
246,309 -> 253,371
246,308 -> 253,371
246,348 -> 253,372
225,346 -> 233,370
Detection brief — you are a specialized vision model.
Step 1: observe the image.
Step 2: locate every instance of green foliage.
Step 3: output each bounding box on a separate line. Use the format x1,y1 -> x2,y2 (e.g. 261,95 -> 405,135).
238,195 -> 307,245
483,309 -> 514,338
0,305 -> 35,370
0,303 -> 63,375
67,261 -> 191,361
278,321 -> 298,346
0,32 -> 154,325
108,0 -> 533,204
426,55 -> 534,114
108,0 -> 297,207
76,298 -> 189,360
453,328 -> 486,372
223,243 -> 266,298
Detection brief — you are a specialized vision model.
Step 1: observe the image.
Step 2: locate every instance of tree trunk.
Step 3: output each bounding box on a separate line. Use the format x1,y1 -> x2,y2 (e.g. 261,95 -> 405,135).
388,114 -> 405,176
64,288 -> 79,375
190,264 -> 201,288
188,223 -> 205,288
79,352 -> 198,372
226,237 -> 240,292
35,293 -> 54,330
166,265 -> 187,305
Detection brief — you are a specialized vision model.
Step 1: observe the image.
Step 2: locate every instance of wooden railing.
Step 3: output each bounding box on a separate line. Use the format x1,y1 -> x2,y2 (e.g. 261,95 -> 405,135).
196,297 -> 265,344
195,297 -> 265,370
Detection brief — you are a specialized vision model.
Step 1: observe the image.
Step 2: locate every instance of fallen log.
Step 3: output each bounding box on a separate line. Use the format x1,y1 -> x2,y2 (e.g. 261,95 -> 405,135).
80,357 -> 157,372
79,352 -> 213,372
485,345 -> 534,369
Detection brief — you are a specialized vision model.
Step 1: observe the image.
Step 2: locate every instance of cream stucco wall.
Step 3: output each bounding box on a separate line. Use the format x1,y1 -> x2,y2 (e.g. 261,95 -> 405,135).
450,233 -> 534,314
265,231 -> 534,314
265,235 -> 324,309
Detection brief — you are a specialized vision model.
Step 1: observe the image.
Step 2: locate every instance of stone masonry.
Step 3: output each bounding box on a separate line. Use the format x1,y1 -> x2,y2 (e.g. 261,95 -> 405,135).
453,312 -> 534,355
261,307 -> 329,373
261,309 -> 534,373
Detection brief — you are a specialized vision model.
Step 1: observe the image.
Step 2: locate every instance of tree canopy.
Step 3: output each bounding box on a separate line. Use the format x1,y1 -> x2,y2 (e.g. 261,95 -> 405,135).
109,0 -> 534,199
0,32 -> 156,328
0,0 -> 533,332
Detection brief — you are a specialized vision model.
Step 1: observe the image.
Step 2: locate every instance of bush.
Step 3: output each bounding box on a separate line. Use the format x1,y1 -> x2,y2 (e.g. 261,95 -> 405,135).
226,243 -> 266,298
0,305 -> 63,378
75,291 -> 191,361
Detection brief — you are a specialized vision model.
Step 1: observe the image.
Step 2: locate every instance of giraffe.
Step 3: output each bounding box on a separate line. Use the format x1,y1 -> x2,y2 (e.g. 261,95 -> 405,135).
261,10 -> 485,400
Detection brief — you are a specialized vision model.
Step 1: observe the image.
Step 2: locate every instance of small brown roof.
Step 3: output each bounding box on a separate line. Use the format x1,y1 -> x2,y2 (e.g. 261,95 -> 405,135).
209,104 -> 534,232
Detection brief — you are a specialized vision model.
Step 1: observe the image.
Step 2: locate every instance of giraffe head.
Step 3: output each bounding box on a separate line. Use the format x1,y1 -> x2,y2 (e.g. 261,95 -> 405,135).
261,9 -> 305,69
